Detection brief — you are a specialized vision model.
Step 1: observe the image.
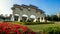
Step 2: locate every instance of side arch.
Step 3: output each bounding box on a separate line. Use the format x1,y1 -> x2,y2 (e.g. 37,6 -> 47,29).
30,15 -> 37,22
14,14 -> 19,21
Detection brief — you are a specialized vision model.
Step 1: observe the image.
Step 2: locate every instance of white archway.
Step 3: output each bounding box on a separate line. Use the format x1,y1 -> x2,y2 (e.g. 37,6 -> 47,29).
22,14 -> 28,17
30,15 -> 36,19
22,14 -> 28,22
14,14 -> 19,21
14,14 -> 19,16
30,15 -> 36,22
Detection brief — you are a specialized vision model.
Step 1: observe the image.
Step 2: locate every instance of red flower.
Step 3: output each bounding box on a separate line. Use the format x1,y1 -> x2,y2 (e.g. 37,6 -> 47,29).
0,22 -> 36,34
21,26 -> 28,32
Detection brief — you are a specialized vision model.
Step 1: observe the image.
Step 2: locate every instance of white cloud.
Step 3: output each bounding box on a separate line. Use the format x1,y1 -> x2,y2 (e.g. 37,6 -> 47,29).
0,0 -> 22,15
0,0 -> 12,15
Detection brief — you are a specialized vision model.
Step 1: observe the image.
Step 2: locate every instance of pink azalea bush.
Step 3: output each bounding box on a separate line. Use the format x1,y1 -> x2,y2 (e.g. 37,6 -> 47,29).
0,22 -> 36,34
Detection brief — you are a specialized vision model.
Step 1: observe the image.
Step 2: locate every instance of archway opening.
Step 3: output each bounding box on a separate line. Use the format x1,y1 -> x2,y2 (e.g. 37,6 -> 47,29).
37,17 -> 40,22
22,14 -> 28,22
30,15 -> 36,22
14,14 -> 19,21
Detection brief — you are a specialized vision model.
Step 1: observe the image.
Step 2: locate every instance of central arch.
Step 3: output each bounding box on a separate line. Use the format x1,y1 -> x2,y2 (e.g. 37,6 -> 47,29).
22,14 -> 28,22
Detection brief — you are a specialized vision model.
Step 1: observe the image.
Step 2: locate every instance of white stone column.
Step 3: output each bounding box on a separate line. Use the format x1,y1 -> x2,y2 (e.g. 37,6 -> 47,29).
11,15 -> 14,21
18,16 -> 20,22
33,18 -> 37,22
40,17 -> 42,22
42,17 -> 45,22
26,17 -> 28,22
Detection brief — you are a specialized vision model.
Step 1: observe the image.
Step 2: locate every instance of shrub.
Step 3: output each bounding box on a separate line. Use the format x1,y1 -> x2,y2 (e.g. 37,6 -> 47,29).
24,21 -> 54,25
0,22 -> 36,34
12,21 -> 54,25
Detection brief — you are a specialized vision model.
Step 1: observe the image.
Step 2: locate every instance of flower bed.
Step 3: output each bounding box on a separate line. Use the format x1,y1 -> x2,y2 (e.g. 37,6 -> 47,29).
0,22 -> 36,34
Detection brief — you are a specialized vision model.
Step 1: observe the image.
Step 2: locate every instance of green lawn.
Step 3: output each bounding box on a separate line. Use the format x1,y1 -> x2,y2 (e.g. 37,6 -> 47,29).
25,22 -> 60,32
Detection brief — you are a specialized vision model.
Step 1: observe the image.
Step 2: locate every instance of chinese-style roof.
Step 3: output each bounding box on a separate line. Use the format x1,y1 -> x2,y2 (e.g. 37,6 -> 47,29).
11,4 -> 45,14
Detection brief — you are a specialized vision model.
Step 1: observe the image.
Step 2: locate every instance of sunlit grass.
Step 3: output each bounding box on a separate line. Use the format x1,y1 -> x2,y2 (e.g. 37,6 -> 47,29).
26,22 -> 60,32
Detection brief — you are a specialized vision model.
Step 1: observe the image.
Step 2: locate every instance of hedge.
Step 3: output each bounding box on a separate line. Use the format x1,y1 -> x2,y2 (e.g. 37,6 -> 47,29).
24,21 -> 54,25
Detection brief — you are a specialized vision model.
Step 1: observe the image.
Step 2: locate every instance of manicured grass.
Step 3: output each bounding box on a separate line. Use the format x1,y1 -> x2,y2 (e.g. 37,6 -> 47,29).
25,22 -> 60,32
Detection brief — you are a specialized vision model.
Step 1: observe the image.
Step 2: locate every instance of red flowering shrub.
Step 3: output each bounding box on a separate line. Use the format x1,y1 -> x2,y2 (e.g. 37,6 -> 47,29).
0,22 -> 36,34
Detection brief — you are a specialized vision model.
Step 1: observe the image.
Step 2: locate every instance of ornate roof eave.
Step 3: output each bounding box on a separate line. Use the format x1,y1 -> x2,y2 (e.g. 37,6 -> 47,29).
11,7 -> 15,10
29,5 -> 38,9
37,9 -> 45,14
21,4 -> 28,8
13,4 -> 20,7
11,4 -> 45,14
11,4 -> 21,10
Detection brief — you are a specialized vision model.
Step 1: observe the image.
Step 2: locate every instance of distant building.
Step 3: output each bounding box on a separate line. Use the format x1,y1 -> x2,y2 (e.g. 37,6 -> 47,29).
0,14 -> 12,21
56,13 -> 60,18
11,4 -> 45,22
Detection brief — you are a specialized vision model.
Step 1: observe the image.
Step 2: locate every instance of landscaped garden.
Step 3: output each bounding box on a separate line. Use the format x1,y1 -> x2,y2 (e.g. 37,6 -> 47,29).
12,21 -> 60,34
0,22 -> 60,34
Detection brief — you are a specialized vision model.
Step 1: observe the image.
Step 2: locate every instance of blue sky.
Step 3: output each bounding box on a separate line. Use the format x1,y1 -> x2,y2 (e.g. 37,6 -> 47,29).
0,0 -> 60,15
